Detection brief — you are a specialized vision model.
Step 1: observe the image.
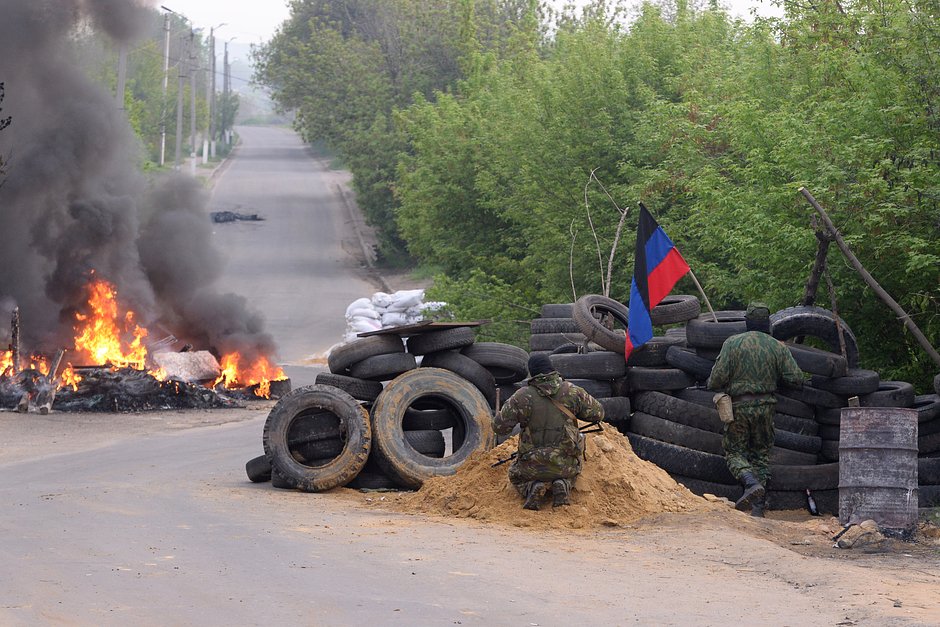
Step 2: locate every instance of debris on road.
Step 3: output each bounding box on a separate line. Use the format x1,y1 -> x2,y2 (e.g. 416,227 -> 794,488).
210,210 -> 264,223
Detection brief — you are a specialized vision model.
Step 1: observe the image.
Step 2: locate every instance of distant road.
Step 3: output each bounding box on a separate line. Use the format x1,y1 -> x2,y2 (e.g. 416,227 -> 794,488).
208,125 -> 377,383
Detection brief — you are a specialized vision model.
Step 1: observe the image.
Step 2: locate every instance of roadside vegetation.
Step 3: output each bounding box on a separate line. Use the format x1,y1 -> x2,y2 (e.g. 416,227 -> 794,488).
261,0 -> 939,390
76,10 -> 238,169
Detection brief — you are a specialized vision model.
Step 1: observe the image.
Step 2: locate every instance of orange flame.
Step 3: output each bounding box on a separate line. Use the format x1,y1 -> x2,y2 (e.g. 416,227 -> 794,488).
214,352 -> 286,398
59,364 -> 82,391
0,350 -> 12,375
73,279 -> 148,369
29,355 -> 49,375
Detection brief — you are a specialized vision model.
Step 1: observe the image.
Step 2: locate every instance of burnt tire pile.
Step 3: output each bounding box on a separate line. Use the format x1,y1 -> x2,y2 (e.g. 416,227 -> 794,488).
535,296 -> 940,514
245,328 -> 521,491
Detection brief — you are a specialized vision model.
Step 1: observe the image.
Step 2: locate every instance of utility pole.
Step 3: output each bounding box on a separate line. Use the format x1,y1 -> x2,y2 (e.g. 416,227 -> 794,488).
206,24 -> 225,163
115,44 -> 128,109
189,28 -> 197,176
210,33 -> 217,158
159,7 -> 172,166
174,31 -> 187,170
223,38 -> 235,145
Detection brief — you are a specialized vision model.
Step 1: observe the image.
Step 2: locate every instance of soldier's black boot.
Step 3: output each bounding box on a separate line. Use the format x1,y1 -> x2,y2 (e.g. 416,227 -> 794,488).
551,479 -> 571,508
523,481 -> 547,511
734,472 -> 765,512
750,493 -> 766,518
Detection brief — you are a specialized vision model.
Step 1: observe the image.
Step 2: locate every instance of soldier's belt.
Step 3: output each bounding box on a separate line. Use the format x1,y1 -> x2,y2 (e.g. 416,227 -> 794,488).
732,392 -> 773,403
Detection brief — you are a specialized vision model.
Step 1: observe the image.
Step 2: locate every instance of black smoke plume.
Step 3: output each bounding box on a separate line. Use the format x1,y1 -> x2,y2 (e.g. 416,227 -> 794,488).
0,0 -> 277,366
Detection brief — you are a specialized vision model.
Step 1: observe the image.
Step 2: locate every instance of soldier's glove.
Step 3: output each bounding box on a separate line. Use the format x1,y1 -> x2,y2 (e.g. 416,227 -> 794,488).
713,393 -> 734,424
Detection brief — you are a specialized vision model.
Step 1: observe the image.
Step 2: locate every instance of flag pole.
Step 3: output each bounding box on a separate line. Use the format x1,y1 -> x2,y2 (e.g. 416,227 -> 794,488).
688,270 -> 718,322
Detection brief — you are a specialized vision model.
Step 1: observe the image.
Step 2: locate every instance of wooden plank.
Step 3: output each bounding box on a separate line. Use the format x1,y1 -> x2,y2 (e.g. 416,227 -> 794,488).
357,320 -> 489,338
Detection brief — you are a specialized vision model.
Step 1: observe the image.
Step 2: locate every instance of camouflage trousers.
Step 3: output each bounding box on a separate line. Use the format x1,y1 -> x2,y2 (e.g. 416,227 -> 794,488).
508,446 -> 581,488
723,401 -> 775,485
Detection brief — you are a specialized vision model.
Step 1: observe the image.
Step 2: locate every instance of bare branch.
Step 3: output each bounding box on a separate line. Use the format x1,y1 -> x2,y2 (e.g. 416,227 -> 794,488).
589,171 -> 630,297
568,219 -> 579,303
583,168 -> 605,288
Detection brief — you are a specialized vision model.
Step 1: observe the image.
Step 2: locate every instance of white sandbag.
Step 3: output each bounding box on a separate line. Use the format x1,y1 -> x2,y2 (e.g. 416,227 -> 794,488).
371,292 -> 393,308
418,301 -> 447,313
385,289 -> 425,312
348,318 -> 382,333
347,307 -> 380,320
345,298 -> 373,317
381,312 -> 411,327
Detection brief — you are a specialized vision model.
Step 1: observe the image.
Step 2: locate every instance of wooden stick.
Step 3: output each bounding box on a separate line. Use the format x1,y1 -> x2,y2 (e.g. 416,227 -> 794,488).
688,270 -> 718,322
801,220 -> 833,307
800,187 -> 940,368
824,268 -> 848,361
10,306 -> 19,375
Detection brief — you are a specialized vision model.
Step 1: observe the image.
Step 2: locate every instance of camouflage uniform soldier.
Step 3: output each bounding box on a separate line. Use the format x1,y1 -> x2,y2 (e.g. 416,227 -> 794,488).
707,303 -> 804,517
494,353 -> 604,510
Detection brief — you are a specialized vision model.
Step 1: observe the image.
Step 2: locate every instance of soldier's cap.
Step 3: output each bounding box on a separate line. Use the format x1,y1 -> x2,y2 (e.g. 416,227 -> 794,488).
527,353 -> 554,376
745,302 -> 770,321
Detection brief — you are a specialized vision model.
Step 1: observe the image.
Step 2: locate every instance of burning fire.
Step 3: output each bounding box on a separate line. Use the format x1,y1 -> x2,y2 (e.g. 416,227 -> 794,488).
0,351 -> 50,376
214,352 -> 286,398
73,279 -> 148,369
2,276 -> 285,399
60,365 -> 82,391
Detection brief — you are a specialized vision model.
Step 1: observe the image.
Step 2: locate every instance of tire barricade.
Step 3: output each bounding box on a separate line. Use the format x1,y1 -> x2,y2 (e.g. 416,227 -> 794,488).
247,295 -> 940,510
246,328 -> 523,491
527,295 -> 939,513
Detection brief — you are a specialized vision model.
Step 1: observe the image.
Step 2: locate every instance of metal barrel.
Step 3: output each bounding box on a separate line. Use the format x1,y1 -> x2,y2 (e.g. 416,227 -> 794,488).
838,407 -> 918,534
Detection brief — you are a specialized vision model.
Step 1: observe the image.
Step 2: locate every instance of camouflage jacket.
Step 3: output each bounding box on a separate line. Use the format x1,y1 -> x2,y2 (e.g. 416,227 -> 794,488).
707,331 -> 804,398
494,372 -> 604,480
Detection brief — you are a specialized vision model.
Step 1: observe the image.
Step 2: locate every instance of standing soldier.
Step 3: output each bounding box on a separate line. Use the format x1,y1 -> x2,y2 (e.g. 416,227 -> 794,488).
707,303 -> 804,517
494,353 -> 604,510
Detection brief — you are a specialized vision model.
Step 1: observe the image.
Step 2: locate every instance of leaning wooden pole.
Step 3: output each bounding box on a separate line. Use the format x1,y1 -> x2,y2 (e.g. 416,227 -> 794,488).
10,306 -> 19,374
688,270 -> 718,322
799,187 -> 940,368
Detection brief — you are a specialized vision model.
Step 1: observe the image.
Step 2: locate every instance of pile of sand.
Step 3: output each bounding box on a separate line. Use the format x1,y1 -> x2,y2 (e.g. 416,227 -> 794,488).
398,425 -> 716,529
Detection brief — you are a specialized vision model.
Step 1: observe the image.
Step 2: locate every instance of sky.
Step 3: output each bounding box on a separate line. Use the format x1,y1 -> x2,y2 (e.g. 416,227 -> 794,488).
160,0 -> 783,46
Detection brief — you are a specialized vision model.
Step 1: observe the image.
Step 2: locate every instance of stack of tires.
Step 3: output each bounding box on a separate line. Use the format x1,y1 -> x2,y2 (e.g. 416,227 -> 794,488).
245,327 -> 529,491
915,375 -> 940,507
617,304 -> 868,514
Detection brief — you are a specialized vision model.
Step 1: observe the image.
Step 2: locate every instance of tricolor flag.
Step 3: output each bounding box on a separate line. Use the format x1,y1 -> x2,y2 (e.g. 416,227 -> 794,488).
625,204 -> 690,358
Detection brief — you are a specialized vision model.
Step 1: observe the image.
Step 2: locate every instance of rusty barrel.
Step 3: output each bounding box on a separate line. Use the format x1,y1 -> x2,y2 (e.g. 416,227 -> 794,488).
839,407 -> 918,534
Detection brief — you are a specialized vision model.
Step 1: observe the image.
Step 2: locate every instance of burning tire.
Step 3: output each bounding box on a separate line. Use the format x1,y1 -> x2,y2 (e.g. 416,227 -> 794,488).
370,368 -> 495,489
263,385 -> 371,492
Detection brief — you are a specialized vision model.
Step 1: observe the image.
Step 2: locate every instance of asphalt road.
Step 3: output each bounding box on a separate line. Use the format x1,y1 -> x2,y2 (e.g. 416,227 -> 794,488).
207,125 -> 378,385
0,414 -> 869,626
